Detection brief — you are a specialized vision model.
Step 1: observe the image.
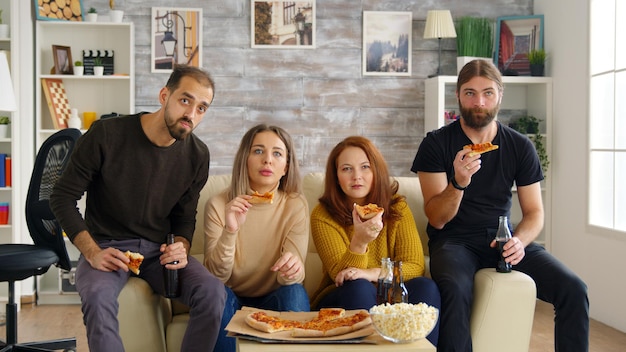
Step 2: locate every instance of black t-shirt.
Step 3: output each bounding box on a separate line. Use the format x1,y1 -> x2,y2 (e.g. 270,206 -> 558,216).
411,120 -> 543,238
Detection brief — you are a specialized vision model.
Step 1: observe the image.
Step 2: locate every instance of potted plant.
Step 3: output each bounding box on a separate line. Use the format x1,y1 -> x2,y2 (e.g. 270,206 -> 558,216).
0,116 -> 10,138
509,116 -> 550,174
109,0 -> 124,23
86,7 -> 98,22
93,57 -> 104,76
0,9 -> 9,38
527,48 -> 546,76
455,17 -> 494,74
73,60 -> 84,76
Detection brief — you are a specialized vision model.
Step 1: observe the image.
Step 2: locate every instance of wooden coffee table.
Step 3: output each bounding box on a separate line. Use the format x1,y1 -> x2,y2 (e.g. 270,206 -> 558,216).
236,334 -> 436,351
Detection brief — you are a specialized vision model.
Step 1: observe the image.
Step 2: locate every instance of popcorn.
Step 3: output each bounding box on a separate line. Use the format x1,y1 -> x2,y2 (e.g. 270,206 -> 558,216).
369,302 -> 439,343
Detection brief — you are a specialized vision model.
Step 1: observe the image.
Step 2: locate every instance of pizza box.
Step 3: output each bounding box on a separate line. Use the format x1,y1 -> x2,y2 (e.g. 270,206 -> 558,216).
226,307 -> 375,343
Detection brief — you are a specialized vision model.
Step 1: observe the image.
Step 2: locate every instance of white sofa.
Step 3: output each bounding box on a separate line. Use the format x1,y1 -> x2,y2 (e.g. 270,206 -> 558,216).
118,173 -> 537,352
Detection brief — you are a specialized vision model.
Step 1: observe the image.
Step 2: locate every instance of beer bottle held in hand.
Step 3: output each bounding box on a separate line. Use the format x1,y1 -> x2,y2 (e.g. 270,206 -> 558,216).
495,216 -> 513,273
376,257 -> 393,305
164,233 -> 180,298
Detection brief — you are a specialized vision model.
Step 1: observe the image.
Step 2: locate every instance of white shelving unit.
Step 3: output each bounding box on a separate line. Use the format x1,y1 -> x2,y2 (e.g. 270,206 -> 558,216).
424,75 -> 553,250
35,21 -> 135,147
35,20 -> 135,303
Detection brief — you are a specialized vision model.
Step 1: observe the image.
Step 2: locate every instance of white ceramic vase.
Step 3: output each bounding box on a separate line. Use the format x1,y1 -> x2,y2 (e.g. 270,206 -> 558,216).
0,24 -> 9,39
0,124 -> 9,139
74,66 -> 84,76
86,13 -> 98,22
110,10 -> 124,23
94,66 -> 104,76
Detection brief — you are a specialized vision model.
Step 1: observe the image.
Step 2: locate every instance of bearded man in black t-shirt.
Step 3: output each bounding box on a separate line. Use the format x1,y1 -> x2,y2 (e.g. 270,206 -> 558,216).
411,59 -> 589,352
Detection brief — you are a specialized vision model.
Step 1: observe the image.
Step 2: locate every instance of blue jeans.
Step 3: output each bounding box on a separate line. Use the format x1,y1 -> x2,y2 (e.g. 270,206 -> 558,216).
315,277 -> 441,346
213,283 -> 310,352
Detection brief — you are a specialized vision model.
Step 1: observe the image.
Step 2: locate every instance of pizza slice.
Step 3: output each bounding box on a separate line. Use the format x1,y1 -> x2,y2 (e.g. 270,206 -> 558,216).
292,311 -> 372,337
249,191 -> 274,204
355,203 -> 384,220
124,250 -> 144,275
245,311 -> 302,333
463,142 -> 499,157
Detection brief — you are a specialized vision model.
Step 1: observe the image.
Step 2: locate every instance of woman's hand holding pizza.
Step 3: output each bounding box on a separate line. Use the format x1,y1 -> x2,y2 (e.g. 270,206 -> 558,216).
224,195 -> 253,233
350,205 -> 383,253
271,251 -> 302,280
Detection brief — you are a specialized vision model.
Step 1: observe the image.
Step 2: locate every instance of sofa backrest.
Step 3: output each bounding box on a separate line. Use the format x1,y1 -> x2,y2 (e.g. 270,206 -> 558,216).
190,174 -> 231,257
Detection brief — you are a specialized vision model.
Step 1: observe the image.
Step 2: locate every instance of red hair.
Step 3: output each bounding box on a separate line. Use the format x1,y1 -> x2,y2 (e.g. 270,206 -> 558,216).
319,136 -> 403,226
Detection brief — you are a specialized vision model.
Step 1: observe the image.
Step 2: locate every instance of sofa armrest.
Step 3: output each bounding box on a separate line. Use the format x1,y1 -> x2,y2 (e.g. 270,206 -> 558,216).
118,277 -> 170,352
471,269 -> 536,352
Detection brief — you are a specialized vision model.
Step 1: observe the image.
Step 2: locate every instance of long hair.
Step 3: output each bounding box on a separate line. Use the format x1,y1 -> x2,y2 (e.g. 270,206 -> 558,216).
456,59 -> 503,94
319,136 -> 403,226
228,124 -> 301,200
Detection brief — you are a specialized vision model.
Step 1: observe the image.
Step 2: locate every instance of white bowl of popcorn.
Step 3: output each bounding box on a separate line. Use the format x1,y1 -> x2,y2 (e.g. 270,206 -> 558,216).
369,302 -> 439,343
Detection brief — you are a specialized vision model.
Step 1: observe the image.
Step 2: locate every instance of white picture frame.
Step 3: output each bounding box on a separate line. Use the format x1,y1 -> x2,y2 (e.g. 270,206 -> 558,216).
151,7 -> 203,73
251,1 -> 316,49
362,11 -> 412,76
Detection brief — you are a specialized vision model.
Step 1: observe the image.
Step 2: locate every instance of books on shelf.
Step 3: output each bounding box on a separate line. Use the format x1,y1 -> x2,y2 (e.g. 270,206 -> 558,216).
0,154 -> 11,188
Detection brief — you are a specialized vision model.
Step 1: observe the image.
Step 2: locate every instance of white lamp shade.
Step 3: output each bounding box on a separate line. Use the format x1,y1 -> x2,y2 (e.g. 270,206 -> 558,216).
424,10 -> 457,39
0,51 -> 16,112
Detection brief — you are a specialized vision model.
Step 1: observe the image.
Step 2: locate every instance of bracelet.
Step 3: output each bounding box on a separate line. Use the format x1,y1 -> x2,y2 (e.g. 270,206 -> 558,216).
450,176 -> 467,191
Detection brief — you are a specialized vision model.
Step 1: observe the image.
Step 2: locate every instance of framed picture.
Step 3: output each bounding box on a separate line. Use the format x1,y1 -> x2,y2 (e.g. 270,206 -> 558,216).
151,7 -> 203,73
494,15 -> 544,76
52,45 -> 73,75
35,0 -> 85,21
251,1 -> 316,49
362,11 -> 412,76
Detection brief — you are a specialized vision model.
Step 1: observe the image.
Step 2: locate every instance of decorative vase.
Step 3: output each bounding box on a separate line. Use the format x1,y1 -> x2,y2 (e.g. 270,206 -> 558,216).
74,66 -> 84,76
0,24 -> 9,38
530,64 -> 545,77
0,125 -> 9,139
456,56 -> 493,74
94,66 -> 104,76
86,13 -> 98,22
110,10 -> 124,23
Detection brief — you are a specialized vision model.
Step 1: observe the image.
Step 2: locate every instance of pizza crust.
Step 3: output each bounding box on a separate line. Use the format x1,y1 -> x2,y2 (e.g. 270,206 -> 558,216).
355,203 -> 384,220
249,191 -> 274,204
463,142 -> 499,156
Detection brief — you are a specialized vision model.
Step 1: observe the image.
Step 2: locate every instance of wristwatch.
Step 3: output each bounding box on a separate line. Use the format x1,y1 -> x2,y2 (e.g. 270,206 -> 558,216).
450,176 -> 467,191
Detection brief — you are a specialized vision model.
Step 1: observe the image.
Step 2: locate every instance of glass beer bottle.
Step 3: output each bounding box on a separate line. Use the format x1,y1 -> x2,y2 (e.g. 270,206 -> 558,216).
495,216 -> 513,273
376,257 -> 393,305
164,233 -> 180,297
392,260 -> 409,303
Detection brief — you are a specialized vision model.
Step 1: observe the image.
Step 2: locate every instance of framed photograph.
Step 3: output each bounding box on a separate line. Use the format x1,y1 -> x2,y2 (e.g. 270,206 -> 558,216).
494,15 -> 544,76
362,11 -> 412,76
35,0 -> 85,21
52,45 -> 73,75
251,1 -> 316,49
151,7 -> 203,73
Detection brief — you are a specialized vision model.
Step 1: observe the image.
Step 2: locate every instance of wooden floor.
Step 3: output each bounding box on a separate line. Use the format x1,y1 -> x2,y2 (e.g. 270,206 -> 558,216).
1,300 -> 625,351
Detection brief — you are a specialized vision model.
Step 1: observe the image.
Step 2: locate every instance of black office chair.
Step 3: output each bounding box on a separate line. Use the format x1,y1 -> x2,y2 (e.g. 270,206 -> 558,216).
0,128 -> 82,352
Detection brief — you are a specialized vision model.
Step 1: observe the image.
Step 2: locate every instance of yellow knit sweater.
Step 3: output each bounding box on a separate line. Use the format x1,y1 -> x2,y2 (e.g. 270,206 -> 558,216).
310,196 -> 425,308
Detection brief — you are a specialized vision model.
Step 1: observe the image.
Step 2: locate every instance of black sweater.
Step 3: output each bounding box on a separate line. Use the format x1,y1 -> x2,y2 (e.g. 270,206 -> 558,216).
50,113 -> 209,245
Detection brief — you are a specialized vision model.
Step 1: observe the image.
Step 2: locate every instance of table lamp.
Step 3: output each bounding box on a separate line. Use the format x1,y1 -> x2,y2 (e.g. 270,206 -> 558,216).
0,51 -> 16,112
424,10 -> 457,77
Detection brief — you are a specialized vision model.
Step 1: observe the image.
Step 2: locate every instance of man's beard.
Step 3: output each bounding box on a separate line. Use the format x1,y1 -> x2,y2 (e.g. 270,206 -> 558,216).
459,103 -> 499,129
164,109 -> 193,140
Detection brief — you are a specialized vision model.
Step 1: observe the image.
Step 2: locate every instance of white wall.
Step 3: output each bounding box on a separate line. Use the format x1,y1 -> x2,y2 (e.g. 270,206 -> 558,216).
535,0 -> 626,332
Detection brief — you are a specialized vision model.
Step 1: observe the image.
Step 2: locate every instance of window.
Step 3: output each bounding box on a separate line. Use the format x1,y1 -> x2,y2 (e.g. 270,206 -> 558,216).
589,0 -> 626,232
283,2 -> 295,25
